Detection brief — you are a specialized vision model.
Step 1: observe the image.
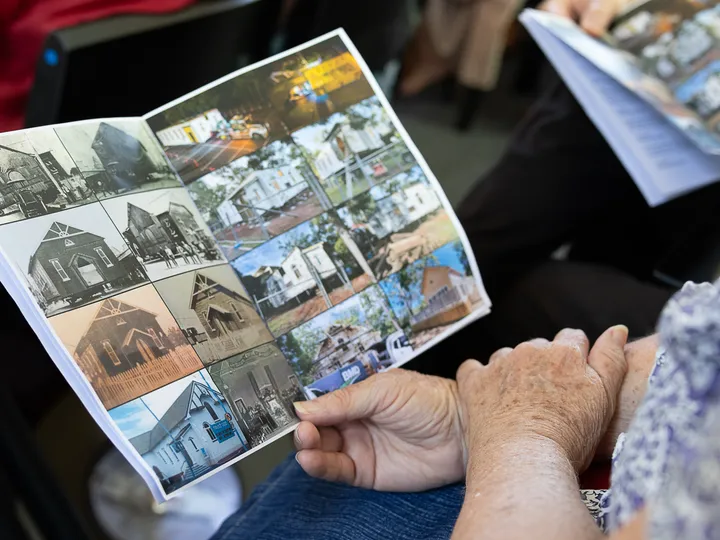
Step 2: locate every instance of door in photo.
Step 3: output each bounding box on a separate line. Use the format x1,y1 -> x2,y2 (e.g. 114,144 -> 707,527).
75,256 -> 104,286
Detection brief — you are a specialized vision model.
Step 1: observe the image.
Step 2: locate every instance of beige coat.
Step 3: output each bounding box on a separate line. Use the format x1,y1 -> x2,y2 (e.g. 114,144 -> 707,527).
425,0 -> 524,90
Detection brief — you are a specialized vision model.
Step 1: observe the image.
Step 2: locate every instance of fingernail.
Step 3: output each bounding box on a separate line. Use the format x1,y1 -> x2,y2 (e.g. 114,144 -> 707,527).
610,325 -> 629,345
293,427 -> 302,446
295,452 -> 301,466
293,401 -> 309,415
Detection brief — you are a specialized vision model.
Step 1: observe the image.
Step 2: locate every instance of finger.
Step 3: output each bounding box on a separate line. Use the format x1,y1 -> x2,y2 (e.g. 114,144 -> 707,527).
553,328 -> 589,359
293,421 -> 319,450
456,358 -> 484,394
294,375 -> 387,426
580,0 -> 618,35
540,0 -> 573,19
527,338 -> 551,348
296,449 -> 357,485
488,347 -> 512,364
587,325 -> 629,411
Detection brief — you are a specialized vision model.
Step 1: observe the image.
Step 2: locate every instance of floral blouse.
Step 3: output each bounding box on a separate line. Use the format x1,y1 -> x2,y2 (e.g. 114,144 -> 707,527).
583,281 -> 720,538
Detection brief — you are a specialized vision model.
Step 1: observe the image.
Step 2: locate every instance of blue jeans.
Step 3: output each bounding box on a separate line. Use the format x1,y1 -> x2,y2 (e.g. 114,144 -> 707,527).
212,454 -> 464,540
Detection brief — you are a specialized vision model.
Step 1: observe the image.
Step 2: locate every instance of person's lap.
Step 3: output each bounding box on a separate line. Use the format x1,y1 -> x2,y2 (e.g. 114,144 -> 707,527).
212,455 -> 463,540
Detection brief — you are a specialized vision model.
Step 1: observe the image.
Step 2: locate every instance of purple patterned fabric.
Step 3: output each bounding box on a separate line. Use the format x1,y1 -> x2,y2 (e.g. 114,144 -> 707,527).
602,281 -> 720,538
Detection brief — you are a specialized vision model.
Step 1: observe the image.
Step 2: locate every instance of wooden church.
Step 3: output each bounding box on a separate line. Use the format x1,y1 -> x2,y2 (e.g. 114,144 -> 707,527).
28,221 -> 144,311
189,271 -> 272,363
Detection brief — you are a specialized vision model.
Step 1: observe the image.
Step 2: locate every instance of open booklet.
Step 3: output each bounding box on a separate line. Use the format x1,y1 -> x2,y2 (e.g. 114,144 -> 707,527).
520,0 -> 720,206
0,30 -> 489,501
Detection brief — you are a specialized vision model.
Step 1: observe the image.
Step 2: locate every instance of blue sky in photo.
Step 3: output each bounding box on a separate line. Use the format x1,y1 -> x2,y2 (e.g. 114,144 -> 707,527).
109,370 -> 221,439
230,219 -> 317,275
379,240 -> 468,319
675,60 -> 720,103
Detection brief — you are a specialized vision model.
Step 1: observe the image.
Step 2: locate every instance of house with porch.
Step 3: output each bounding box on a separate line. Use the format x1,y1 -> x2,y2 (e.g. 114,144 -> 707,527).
411,266 -> 480,332
129,380 -> 247,494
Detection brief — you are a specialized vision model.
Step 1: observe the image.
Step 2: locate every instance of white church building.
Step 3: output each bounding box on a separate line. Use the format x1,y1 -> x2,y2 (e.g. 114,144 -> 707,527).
130,380 -> 247,491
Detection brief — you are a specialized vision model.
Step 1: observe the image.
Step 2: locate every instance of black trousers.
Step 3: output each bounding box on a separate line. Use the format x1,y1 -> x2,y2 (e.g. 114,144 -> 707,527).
413,71 -> 720,379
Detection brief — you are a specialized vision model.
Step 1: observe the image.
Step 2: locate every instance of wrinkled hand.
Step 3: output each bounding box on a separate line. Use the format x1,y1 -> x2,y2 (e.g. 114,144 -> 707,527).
540,0 -> 627,35
457,326 -> 629,473
293,369 -> 465,491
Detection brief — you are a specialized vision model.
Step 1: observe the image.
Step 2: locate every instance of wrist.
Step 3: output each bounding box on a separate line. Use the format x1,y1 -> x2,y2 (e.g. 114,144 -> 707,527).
464,432 -> 576,489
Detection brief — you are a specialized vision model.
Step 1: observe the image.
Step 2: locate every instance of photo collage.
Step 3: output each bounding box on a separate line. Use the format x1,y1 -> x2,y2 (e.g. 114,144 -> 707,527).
0,34 -> 483,497
146,34 -> 483,402
611,0 -> 720,131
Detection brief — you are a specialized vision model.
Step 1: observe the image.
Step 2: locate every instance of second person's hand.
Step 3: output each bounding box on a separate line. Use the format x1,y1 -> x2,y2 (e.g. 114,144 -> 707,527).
293,369 -> 465,492
541,0 -> 628,35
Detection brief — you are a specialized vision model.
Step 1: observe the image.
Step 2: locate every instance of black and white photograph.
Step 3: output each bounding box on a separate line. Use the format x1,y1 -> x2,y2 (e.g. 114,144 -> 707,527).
109,370 -> 250,495
50,284 -> 205,409
188,138 -> 327,260
154,264 -> 274,366
0,128 -> 97,224
54,119 -> 181,199
276,286 -> 408,394
101,187 -> 224,281
0,202 -> 148,316
230,212 -> 372,337
207,342 -> 303,448
291,96 -> 416,206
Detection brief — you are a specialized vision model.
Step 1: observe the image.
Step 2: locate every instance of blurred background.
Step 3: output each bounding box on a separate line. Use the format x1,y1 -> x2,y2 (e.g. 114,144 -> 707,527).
0,0 -> 548,538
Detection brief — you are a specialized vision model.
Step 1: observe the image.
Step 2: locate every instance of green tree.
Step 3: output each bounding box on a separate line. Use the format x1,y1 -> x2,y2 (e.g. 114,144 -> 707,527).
453,240 -> 471,276
189,179 -> 229,218
359,289 -> 397,336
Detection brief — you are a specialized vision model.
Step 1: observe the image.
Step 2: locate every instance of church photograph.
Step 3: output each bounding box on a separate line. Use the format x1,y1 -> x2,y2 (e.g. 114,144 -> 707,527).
54,119 -> 180,199
207,343 -> 303,448
0,202 -> 148,317
0,128 -> 97,224
49,284 -> 204,410
109,370 -> 249,495
154,264 -> 273,366
101,187 -> 224,281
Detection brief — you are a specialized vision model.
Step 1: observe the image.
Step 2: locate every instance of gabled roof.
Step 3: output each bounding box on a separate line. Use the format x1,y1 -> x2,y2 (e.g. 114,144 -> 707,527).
129,381 -> 222,455
189,272 -> 251,310
28,222 -> 104,272
76,298 -> 157,353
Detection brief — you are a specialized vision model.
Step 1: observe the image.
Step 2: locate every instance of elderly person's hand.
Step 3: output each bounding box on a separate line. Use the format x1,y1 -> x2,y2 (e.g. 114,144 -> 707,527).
540,0 -> 628,35
457,326 -> 629,474
293,369 -> 465,491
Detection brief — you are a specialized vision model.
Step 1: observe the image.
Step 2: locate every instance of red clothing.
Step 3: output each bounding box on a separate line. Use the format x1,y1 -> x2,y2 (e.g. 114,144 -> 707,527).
0,0 -> 195,132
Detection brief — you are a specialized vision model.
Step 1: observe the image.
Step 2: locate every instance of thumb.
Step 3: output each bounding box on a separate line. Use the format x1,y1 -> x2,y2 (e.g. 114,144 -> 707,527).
293,375 -> 388,426
580,0 -> 618,35
587,325 -> 629,410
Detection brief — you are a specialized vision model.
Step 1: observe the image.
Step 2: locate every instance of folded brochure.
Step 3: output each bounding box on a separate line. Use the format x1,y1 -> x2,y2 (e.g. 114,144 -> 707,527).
0,30 -> 490,501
